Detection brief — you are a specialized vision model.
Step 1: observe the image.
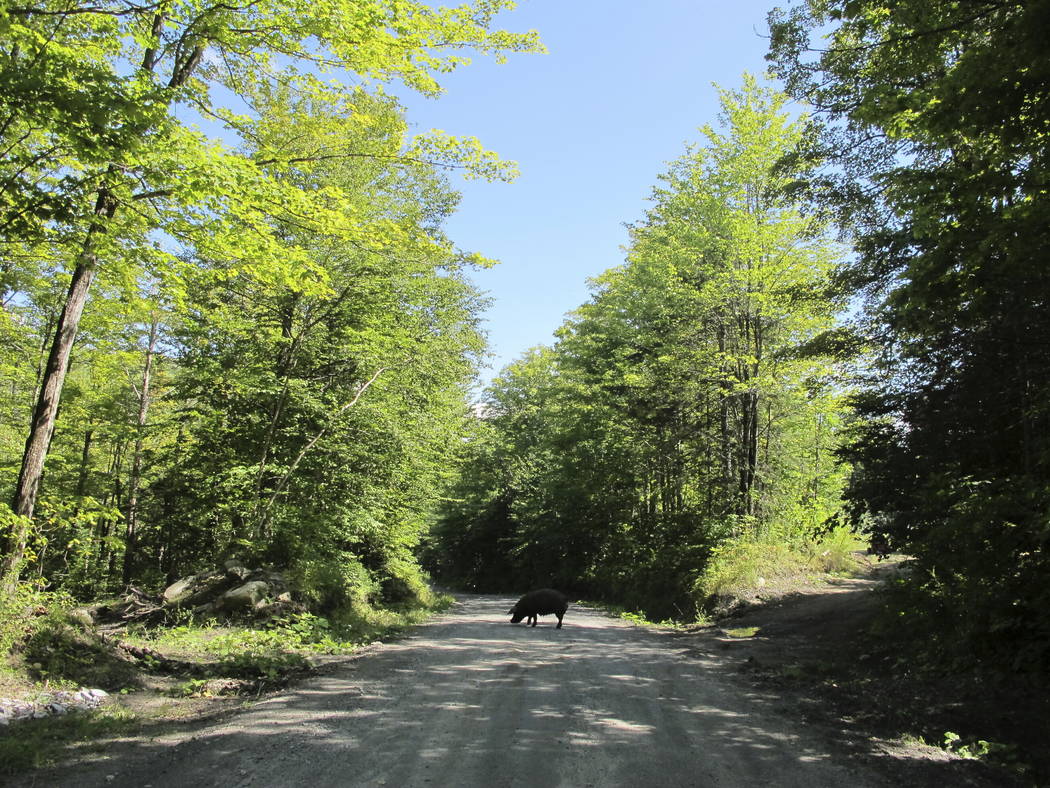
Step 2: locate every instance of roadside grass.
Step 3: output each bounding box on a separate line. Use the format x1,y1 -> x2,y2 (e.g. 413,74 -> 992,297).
20,616 -> 143,690
699,548 -> 1043,784
887,723 -> 1028,778
1,588 -> 455,778
577,599 -> 698,628
696,525 -> 866,607
578,528 -> 865,629
723,626 -> 760,639
1,581 -> 144,701
125,591 -> 456,675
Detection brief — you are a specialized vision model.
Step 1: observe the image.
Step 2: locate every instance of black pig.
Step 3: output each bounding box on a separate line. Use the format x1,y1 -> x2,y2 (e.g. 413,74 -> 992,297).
509,589 -> 568,628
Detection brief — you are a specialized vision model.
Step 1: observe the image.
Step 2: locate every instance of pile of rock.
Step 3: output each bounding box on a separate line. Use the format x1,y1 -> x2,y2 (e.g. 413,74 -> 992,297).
75,560 -> 301,628
160,559 -> 297,620
0,688 -> 108,726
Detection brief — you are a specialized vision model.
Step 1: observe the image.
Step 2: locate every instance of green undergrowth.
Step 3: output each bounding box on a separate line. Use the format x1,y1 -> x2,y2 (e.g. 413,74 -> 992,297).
724,626 -> 760,639
1,584 -> 140,776
584,527 -> 865,626
127,592 -> 456,678
578,528 -> 862,628
0,587 -> 453,778
3,574 -> 454,693
696,525 -> 864,605
0,580 -> 139,691
582,599 -> 711,629
0,579 -> 454,778
1,581 -> 71,675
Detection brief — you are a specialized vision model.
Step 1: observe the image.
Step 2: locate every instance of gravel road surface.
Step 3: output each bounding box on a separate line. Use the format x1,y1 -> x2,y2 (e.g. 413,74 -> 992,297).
24,595 -> 884,787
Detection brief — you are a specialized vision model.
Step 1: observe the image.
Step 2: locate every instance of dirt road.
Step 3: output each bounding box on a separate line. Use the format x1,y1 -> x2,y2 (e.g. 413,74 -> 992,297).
24,596 -> 884,788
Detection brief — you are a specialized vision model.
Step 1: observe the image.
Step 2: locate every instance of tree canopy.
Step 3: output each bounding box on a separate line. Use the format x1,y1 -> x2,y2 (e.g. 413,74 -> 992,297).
429,77 -> 850,619
5,0 -> 1049,677
769,0 -> 1050,671
0,0 -> 541,607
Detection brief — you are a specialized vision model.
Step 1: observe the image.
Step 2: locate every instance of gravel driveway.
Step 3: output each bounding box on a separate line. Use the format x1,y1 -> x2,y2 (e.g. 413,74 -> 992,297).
20,595 -> 883,787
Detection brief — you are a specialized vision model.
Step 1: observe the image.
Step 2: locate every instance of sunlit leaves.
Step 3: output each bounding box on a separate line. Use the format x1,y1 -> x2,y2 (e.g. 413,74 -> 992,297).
431,77 -> 849,617
0,0 -> 541,588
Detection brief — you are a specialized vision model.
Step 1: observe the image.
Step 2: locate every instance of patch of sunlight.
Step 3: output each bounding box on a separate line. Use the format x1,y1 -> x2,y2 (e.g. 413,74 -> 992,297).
593,717 -> 656,734
531,707 -> 567,718
605,674 -> 657,683
723,626 -> 760,638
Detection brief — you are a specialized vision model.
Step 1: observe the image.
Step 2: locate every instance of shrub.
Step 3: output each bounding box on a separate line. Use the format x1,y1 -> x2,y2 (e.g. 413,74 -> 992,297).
0,580 -> 56,664
8,595 -> 139,690
695,538 -> 806,601
291,552 -> 379,615
808,525 -> 863,573
379,555 -> 437,608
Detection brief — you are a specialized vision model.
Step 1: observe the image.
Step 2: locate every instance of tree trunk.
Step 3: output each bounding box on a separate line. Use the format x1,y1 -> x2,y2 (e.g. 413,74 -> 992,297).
158,423 -> 185,582
742,390 -> 759,517
71,424 -> 95,523
29,308 -> 57,408
717,324 -> 733,492
0,22 -> 203,590
252,292 -> 301,535
100,438 -> 126,583
122,313 -> 159,585
2,190 -> 117,589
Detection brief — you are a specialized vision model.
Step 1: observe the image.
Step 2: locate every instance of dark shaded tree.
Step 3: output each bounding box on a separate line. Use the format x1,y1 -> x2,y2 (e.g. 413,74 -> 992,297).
769,0 -> 1050,670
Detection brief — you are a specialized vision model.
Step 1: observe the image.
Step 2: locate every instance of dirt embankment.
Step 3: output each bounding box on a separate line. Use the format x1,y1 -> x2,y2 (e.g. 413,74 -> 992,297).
677,556 -> 1046,787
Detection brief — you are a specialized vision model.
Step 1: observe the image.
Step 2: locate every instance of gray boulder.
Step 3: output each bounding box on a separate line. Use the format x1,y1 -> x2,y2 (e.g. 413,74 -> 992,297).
224,558 -> 250,581
162,575 -> 198,605
215,581 -> 270,612
164,570 -> 238,608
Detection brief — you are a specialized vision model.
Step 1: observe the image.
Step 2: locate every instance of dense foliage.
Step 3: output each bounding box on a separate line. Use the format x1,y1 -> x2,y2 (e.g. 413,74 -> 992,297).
429,79 -> 850,619
4,0 -> 1046,677
0,0 -> 541,612
769,0 -> 1050,670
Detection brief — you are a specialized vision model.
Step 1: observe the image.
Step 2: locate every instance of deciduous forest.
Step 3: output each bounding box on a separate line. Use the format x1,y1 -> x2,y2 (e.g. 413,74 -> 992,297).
433,0 -> 1050,678
0,0 -> 540,618
1,0 -> 1048,735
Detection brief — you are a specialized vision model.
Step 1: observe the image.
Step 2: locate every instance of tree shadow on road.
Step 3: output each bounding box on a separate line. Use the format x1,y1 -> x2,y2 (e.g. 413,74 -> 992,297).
12,594 -> 1030,787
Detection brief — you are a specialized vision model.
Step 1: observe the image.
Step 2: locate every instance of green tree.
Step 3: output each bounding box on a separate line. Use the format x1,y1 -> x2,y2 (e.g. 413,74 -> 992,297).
769,0 -> 1050,669
428,348 -> 563,591
0,0 -> 541,586
140,88 -> 490,604
432,77 -> 849,618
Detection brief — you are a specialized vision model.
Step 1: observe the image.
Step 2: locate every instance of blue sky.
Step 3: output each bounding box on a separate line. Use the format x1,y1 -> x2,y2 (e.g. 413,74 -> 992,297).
393,0 -> 779,388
